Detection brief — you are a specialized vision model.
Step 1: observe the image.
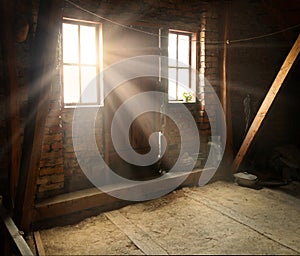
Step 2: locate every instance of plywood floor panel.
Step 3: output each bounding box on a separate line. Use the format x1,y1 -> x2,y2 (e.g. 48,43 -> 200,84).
37,181 -> 300,255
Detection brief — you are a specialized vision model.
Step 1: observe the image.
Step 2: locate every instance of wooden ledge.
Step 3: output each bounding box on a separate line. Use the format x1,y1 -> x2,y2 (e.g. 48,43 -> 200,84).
33,168 -> 213,228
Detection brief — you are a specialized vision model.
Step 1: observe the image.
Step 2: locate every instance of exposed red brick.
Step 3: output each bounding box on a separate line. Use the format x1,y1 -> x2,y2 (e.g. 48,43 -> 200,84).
49,126 -> 63,134
38,182 -> 64,192
43,134 -> 62,143
42,144 -> 51,152
40,166 -> 64,176
51,141 -> 63,150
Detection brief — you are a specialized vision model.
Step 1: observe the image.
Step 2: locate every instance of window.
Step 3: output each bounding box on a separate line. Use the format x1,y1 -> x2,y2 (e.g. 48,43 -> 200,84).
62,18 -> 103,106
168,30 -> 196,103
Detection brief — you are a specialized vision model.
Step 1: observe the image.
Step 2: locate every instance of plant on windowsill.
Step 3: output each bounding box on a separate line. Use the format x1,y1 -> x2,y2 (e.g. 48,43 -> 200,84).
183,92 -> 192,103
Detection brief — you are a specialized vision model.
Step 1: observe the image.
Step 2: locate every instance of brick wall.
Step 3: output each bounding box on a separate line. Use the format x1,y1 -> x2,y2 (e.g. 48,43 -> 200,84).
1,0 -> 298,201
62,108 -> 104,193
54,0 -> 221,196
36,70 -> 65,199
1,0 -> 223,200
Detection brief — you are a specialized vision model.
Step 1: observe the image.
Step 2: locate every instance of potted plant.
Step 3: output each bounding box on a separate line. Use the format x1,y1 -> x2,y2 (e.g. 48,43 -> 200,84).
183,92 -> 192,102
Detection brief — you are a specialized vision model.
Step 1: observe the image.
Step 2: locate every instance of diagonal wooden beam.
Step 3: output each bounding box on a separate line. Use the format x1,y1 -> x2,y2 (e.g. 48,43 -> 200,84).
0,199 -> 33,256
14,0 -> 62,233
232,34 -> 300,172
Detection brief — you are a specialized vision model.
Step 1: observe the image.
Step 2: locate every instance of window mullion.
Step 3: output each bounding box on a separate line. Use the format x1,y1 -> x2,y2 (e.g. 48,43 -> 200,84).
96,25 -> 100,105
78,25 -> 82,103
189,34 -> 192,89
176,34 -> 179,100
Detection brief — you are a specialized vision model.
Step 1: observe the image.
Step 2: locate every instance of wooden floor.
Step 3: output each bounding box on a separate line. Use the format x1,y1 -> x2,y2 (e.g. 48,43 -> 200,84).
29,181 -> 300,255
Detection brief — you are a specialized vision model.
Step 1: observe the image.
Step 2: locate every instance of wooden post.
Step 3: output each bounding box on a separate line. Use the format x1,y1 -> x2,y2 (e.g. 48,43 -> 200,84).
14,0 -> 62,233
0,0 -> 22,208
220,0 -> 233,165
232,34 -> 300,172
220,3 -> 228,117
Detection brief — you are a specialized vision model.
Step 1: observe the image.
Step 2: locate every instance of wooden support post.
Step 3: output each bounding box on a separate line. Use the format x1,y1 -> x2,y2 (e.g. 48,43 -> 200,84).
14,0 -> 62,233
232,34 -> 300,172
0,0 -> 22,208
220,3 -> 228,117
220,0 -> 233,165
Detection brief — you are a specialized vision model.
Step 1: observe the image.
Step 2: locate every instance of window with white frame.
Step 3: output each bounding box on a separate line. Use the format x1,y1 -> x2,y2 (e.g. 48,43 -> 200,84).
168,30 -> 196,103
62,18 -> 103,106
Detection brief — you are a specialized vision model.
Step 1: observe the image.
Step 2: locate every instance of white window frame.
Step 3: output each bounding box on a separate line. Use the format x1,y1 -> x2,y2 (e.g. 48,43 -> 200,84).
62,18 -> 103,107
168,29 -> 197,103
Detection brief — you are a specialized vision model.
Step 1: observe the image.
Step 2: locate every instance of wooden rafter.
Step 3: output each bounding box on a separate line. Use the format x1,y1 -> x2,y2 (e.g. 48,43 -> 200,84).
0,199 -> 33,255
0,0 -> 22,208
232,34 -> 300,172
14,0 -> 62,233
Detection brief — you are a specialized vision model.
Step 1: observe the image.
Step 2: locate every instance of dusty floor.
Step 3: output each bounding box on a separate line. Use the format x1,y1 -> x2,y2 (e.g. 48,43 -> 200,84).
32,181 -> 300,255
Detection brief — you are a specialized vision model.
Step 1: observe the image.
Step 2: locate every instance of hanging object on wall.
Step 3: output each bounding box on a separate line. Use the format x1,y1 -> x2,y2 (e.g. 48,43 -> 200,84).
243,93 -> 252,135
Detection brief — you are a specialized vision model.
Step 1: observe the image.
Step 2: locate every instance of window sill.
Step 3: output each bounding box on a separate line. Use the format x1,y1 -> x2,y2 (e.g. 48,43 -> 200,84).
168,100 -> 196,104
63,104 -> 104,109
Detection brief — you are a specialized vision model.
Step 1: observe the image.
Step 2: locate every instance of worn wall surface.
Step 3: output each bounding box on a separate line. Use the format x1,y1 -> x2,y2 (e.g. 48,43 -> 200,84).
2,0 -> 298,202
35,0 -> 222,199
227,1 -> 300,173
0,0 -> 35,199
2,0 -> 299,203
0,0 -> 228,201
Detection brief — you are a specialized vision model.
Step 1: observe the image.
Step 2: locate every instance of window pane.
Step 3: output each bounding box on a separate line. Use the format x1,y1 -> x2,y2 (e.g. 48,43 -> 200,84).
63,65 -> 80,103
168,67 -> 177,100
168,33 -> 177,66
178,68 -> 190,89
178,35 -> 190,66
177,84 -> 186,101
178,69 -> 194,102
168,80 -> 177,101
80,25 -> 96,65
81,67 -> 97,103
63,24 -> 78,63
168,67 -> 177,83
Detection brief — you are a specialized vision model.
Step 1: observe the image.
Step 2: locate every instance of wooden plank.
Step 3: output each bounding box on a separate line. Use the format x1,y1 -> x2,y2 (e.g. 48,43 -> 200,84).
0,200 -> 33,256
33,231 -> 46,256
34,187 -> 125,223
0,0 -> 22,208
220,1 -> 229,119
34,168 -> 210,223
14,0 -> 62,233
220,0 -> 233,165
232,34 -> 300,172
105,210 -> 168,255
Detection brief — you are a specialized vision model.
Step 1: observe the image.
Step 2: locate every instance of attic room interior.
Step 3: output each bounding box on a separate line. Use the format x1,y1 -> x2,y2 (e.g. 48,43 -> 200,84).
0,0 -> 300,255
